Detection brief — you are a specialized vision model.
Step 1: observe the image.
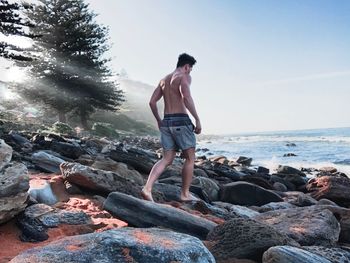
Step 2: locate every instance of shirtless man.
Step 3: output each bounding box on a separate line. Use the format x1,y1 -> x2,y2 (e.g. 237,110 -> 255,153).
141,53 -> 201,202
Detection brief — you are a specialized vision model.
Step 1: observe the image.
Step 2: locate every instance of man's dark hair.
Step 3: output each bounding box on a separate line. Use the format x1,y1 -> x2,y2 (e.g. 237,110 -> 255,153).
176,53 -> 197,68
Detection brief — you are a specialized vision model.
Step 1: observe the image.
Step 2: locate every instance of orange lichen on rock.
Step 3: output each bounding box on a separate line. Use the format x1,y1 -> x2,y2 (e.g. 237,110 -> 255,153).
132,230 -> 176,249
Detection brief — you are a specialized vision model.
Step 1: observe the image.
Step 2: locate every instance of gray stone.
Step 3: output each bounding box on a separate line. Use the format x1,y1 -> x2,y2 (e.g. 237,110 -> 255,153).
0,139 -> 12,170
262,246 -> 332,263
60,162 -> 142,197
0,162 -> 29,224
104,192 -> 217,239
253,206 -> 340,246
206,217 -> 299,261
31,151 -> 65,173
303,246 -> 350,263
220,181 -> 283,206
10,228 -> 215,263
191,176 -> 220,202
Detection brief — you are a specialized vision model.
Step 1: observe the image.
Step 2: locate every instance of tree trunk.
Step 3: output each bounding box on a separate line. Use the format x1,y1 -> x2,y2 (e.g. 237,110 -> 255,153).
58,111 -> 66,123
80,110 -> 89,130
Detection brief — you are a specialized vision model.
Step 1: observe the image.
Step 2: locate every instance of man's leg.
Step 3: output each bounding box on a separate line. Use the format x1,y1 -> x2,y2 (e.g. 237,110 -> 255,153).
141,150 -> 176,202
180,147 -> 197,201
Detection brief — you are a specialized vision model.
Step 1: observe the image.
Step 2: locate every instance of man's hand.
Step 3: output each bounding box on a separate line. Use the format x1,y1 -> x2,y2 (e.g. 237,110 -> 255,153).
194,119 -> 202,134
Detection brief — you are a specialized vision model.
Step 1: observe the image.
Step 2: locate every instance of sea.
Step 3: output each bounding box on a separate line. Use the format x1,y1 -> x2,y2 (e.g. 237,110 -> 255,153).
197,127 -> 350,176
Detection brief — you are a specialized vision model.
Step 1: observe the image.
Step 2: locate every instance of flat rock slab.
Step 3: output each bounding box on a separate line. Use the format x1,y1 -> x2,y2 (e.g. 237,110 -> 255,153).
103,192 -> 217,239
10,228 -> 215,263
220,181 -> 283,206
206,217 -> 299,262
253,206 -> 340,246
263,246 -> 332,263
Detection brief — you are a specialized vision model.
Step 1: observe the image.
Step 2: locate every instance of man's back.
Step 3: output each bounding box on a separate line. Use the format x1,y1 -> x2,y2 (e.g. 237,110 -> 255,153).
162,72 -> 187,114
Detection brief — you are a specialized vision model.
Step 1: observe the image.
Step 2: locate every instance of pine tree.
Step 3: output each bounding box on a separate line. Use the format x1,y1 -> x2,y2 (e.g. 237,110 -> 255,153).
18,0 -> 124,127
0,0 -> 34,61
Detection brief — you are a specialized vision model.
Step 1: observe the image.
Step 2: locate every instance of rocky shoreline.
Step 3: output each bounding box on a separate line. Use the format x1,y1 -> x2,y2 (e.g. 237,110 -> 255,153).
1,129 -> 350,262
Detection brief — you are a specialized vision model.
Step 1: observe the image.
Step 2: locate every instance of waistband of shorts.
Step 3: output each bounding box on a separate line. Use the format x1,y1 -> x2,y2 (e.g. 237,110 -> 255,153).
163,113 -> 189,119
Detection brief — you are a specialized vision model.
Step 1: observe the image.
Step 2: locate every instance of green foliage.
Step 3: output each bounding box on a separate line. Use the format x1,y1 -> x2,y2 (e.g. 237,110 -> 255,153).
91,122 -> 119,139
0,0 -> 35,61
50,121 -> 74,135
15,0 -> 124,126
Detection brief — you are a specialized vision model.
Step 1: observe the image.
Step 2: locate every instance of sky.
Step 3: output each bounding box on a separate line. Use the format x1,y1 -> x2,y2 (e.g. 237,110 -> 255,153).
2,0 -> 350,134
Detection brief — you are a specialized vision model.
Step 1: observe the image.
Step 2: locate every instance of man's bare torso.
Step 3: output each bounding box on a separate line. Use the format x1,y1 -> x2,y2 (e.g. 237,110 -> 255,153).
161,71 -> 187,115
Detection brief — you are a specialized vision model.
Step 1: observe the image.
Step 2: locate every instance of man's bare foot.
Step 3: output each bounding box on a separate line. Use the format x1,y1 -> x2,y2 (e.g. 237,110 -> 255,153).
180,193 -> 199,202
141,188 -> 154,202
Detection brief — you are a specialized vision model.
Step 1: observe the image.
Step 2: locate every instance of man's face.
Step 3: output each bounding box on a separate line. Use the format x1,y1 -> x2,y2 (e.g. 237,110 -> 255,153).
185,64 -> 193,74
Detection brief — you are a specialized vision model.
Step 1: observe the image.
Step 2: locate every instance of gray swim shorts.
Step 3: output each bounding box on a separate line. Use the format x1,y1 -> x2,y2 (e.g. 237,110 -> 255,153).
160,113 -> 196,151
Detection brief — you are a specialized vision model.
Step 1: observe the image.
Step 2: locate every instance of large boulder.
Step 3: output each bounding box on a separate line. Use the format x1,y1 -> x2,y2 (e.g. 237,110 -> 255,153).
262,246 -> 332,263
0,139 -> 12,170
60,162 -> 142,197
206,217 -> 299,262
10,228 -> 215,263
277,165 -> 306,176
306,176 -> 350,207
91,156 -> 144,185
0,162 -> 29,224
220,181 -> 283,206
303,246 -> 350,262
253,206 -> 340,246
104,192 -> 217,239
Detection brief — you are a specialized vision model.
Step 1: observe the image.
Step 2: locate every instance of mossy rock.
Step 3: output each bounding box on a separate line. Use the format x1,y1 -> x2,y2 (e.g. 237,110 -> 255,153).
92,122 -> 119,138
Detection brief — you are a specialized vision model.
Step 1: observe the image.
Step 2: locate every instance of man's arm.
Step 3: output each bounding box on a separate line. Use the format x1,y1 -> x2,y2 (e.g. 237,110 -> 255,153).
180,74 -> 202,134
149,81 -> 164,128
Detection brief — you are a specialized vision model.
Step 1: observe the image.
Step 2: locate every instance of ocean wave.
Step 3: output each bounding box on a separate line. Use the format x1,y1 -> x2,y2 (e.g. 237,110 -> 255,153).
220,135 -> 350,144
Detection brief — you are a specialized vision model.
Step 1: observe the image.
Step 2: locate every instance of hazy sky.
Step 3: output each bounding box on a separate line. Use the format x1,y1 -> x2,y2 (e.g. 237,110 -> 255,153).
2,0 -> 350,134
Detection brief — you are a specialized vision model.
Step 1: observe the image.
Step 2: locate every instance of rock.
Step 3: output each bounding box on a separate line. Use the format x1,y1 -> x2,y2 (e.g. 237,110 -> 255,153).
220,182 -> 283,206
273,182 -> 288,192
262,246 -> 332,263
240,175 -> 275,190
258,202 -> 297,212
50,176 -> 69,202
191,176 -> 220,202
60,162 -> 142,197
31,151 -> 65,173
283,153 -> 297,157
281,191 -> 318,207
91,156 -> 144,185
212,163 -> 245,180
275,173 -> 307,187
209,155 -> 229,164
229,205 -> 260,218
257,166 -> 270,174
29,179 -> 58,205
194,168 -> 209,177
236,156 -> 253,166
270,175 -> 295,191
286,143 -> 297,147
0,139 -> 12,170
0,162 -> 29,224
153,183 -> 182,202
277,165 -> 305,176
306,176 -> 350,207
10,227 -> 215,263
64,181 -> 83,195
317,198 -> 339,206
303,246 -> 350,262
104,192 -> 217,239
51,141 -> 85,159
109,146 -> 156,174
206,217 -> 299,262
319,167 -> 337,174
17,203 -> 92,242
253,206 -> 340,246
